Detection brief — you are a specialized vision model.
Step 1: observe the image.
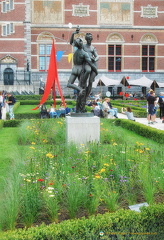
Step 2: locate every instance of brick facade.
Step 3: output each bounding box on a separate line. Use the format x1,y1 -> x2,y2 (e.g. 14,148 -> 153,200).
0,0 -> 163,94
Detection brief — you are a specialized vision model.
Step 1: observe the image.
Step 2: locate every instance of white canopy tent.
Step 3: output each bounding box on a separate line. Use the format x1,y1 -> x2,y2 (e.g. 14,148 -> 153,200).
128,75 -> 153,88
92,75 -> 120,88
156,82 -> 164,88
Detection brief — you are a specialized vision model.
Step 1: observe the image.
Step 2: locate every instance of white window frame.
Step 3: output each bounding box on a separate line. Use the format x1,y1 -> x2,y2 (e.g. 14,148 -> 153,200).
2,23 -> 14,36
1,0 -> 14,13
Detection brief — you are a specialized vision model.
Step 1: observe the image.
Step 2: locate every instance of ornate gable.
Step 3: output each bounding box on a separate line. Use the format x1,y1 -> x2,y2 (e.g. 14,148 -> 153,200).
0,55 -> 17,64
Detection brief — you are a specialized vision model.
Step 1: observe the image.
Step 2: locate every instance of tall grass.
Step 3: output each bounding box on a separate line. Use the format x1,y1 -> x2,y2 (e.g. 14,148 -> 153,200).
0,119 -> 163,230
0,150 -> 24,230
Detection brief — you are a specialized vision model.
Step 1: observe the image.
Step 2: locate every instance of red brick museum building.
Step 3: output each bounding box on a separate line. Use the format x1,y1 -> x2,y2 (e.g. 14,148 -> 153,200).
0,0 -> 164,95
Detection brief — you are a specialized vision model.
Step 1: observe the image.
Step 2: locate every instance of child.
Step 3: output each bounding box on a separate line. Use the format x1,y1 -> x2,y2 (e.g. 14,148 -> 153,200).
121,107 -> 135,121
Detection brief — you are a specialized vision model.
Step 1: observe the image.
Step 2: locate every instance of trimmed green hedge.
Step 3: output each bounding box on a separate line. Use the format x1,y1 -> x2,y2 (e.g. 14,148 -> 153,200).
19,100 -> 76,105
0,120 -> 3,129
113,118 -> 164,144
0,204 -> 163,240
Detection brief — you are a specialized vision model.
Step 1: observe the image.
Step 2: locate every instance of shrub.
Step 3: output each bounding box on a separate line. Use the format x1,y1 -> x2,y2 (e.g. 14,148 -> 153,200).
0,204 -> 163,239
3,120 -> 22,127
19,100 -> 76,105
0,120 -> 4,129
113,119 -> 164,144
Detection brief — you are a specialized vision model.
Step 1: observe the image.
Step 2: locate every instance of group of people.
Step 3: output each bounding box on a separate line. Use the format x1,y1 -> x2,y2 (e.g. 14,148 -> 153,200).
40,103 -> 71,119
91,98 -> 118,119
146,89 -> 164,124
0,91 -> 15,120
91,97 -> 136,121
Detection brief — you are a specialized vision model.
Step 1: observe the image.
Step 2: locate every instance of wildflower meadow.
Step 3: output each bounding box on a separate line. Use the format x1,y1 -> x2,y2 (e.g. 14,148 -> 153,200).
0,118 -> 163,231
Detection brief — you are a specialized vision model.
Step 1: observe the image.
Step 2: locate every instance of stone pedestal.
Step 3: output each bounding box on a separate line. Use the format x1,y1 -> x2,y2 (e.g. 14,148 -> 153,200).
66,116 -> 100,145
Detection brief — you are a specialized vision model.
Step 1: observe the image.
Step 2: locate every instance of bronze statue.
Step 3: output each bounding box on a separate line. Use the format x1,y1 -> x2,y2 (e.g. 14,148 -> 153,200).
67,27 -> 99,113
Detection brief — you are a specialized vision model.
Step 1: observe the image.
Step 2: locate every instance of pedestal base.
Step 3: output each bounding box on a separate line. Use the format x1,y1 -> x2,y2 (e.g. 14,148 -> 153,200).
66,116 -> 100,145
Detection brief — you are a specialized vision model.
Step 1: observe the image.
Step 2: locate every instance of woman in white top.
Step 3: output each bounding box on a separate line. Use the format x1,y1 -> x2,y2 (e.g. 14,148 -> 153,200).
121,107 -> 135,121
48,104 -> 57,118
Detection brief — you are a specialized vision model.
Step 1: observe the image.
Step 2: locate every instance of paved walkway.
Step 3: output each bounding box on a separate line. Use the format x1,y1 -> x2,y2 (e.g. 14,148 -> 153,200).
117,113 -> 164,131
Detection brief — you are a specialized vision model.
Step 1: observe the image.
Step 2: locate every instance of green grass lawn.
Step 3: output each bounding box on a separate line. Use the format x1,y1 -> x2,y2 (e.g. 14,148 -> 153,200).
14,105 -> 40,114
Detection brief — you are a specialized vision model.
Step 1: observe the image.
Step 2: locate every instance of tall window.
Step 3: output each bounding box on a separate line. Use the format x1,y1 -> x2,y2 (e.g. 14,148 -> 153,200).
142,45 -> 155,72
2,0 -> 14,13
39,44 -> 52,71
2,23 -> 14,36
108,45 -> 121,72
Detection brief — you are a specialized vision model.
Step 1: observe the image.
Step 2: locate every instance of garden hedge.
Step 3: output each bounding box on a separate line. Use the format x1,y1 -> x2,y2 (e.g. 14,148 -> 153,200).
18,100 -> 76,105
0,204 -> 163,240
113,118 -> 164,144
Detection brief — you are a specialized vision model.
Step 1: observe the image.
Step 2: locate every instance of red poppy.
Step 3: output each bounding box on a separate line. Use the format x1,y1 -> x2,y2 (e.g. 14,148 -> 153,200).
37,178 -> 44,182
128,86 -> 131,89
49,182 -> 54,185
125,93 -> 129,98
126,76 -> 130,79
119,92 -> 123,96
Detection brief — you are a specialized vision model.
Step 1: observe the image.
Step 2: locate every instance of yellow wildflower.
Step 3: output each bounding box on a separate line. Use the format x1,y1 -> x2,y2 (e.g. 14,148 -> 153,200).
104,163 -> 109,166
57,121 -> 63,125
94,174 -> 101,179
29,146 -> 35,150
99,168 -> 106,173
46,153 -> 54,158
113,142 -> 117,146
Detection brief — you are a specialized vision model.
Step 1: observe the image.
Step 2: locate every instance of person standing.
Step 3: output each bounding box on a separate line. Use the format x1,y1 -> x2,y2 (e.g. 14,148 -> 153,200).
7,92 -> 15,120
147,90 -> 156,124
0,91 -> 4,119
158,92 -> 164,123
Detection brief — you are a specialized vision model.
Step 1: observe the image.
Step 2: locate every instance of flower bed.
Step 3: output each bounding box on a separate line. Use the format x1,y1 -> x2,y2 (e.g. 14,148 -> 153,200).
0,119 -> 163,232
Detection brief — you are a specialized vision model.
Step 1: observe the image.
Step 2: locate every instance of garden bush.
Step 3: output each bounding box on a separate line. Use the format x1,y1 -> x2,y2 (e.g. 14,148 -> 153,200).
0,204 -> 163,239
0,120 -> 3,129
15,95 -> 73,101
18,99 -> 76,106
3,119 -> 23,127
113,119 -> 164,144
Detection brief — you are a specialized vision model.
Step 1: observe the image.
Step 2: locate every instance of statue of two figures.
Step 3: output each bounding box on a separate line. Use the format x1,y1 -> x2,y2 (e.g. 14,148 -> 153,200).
67,26 -> 99,113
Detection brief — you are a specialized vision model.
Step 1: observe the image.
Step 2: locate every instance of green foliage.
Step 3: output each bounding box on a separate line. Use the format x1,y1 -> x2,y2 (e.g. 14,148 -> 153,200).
19,100 -> 76,105
0,120 -> 4,129
113,119 -> 164,144
15,95 -> 73,101
14,112 -> 40,119
0,204 -> 164,239
3,120 -> 22,127
0,118 -> 164,238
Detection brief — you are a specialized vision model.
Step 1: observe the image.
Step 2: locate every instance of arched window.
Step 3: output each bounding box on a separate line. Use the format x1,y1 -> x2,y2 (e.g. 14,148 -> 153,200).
140,34 -> 158,72
106,33 -> 124,72
37,32 -> 54,71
